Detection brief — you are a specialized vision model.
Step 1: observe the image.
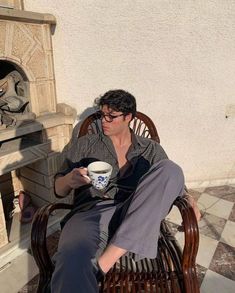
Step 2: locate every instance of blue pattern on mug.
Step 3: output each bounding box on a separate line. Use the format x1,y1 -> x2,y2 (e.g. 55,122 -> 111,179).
92,175 -> 109,189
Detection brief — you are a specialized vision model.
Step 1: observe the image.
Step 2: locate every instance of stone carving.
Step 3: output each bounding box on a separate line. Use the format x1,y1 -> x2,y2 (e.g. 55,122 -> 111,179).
0,70 -> 35,128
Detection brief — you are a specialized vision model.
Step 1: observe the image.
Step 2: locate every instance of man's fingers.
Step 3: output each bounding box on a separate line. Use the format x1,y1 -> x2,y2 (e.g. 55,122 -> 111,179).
71,168 -> 91,184
79,168 -> 88,176
73,167 -> 88,175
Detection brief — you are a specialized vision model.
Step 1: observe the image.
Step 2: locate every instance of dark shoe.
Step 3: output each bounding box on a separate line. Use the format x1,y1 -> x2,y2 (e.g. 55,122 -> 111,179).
18,191 -> 36,223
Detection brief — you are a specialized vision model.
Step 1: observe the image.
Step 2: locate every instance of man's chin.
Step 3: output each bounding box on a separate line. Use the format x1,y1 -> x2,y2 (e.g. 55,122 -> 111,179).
102,129 -> 110,135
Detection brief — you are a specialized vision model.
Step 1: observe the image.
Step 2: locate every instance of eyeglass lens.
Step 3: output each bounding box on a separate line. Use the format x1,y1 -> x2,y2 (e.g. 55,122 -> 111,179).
97,111 -> 123,122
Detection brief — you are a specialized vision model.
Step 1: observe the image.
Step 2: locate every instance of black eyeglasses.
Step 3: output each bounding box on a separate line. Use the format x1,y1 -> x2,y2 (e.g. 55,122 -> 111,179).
96,111 -> 124,122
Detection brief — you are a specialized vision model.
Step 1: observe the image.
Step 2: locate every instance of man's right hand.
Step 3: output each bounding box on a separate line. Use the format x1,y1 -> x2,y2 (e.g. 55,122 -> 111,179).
65,167 -> 91,189
55,167 -> 91,197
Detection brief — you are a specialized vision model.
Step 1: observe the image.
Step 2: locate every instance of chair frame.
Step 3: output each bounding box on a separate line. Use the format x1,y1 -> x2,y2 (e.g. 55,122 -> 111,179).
31,111 -> 199,292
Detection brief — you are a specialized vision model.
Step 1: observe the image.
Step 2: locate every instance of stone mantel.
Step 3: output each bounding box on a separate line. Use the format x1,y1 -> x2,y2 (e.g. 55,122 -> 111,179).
0,112 -> 75,142
0,112 -> 75,175
0,7 -> 56,25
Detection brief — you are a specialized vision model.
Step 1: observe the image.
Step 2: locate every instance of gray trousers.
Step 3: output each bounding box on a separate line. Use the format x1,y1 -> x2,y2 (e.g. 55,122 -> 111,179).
51,159 -> 185,293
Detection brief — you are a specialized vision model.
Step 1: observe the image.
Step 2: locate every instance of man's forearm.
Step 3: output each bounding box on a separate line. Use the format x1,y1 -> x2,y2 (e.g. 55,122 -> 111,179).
55,175 -> 72,197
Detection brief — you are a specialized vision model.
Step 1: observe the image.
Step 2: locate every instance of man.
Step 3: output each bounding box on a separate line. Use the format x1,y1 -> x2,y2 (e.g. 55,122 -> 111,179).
51,89 -> 200,292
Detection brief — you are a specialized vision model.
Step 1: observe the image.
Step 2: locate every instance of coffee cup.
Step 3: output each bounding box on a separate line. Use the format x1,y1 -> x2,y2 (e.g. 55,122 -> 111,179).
87,161 -> 113,190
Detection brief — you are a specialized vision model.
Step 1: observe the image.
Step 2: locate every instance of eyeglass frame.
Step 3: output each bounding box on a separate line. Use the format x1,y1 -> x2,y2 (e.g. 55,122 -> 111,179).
96,111 -> 125,123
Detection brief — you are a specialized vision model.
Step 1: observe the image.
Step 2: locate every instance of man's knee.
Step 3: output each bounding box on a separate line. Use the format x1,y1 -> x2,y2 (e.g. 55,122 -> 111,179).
153,159 -> 185,186
161,159 -> 183,176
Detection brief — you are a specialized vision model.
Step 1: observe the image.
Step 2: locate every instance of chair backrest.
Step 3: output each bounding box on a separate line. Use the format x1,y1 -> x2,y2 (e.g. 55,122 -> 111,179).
78,111 -> 160,143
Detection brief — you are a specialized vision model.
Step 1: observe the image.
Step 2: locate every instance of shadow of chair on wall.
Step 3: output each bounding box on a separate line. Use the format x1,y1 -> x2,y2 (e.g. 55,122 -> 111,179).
70,105 -> 98,145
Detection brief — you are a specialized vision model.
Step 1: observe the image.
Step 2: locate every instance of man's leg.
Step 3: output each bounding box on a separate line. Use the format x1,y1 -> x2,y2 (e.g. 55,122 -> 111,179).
51,202 -> 118,293
98,159 -> 185,272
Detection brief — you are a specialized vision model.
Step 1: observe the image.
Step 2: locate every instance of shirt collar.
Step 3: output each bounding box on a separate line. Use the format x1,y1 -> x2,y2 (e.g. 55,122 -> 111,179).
130,130 -> 149,149
100,129 -> 150,158
100,129 -> 148,147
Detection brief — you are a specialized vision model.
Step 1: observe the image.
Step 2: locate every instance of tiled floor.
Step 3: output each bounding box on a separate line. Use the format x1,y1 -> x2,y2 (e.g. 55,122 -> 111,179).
166,184 -> 235,292
0,185 -> 234,292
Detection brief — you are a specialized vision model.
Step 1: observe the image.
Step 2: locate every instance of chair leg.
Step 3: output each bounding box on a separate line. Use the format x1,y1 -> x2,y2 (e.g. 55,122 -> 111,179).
31,205 -> 54,293
37,273 -> 51,293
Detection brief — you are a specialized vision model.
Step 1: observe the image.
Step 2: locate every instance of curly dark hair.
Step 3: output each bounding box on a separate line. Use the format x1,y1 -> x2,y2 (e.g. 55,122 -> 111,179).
96,89 -> 136,118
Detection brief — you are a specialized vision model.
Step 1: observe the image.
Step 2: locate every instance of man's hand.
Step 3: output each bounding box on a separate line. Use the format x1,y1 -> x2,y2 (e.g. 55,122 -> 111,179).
66,167 -> 91,189
55,167 -> 91,197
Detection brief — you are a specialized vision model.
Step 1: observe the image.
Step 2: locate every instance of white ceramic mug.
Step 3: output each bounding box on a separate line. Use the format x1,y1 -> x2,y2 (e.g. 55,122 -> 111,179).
87,161 -> 113,190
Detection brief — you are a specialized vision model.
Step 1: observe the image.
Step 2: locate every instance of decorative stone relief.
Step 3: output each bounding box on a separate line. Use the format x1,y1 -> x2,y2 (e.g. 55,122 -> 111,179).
0,19 -> 56,116
0,0 -> 23,10
11,23 -> 33,61
27,48 -> 47,80
25,23 -> 44,46
0,22 -> 6,55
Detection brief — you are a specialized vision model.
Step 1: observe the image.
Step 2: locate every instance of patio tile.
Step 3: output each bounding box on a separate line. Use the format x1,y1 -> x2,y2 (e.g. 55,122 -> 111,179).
187,188 -> 203,201
220,220 -> 235,247
189,187 -> 206,193
0,252 -> 38,293
196,264 -> 207,286
198,212 -> 227,240
165,206 -> 182,225
209,242 -> 235,281
18,274 -> 38,293
174,233 -> 218,269
197,193 -> 233,219
165,220 -> 180,236
204,185 -> 235,202
229,203 -> 235,222
200,270 -> 235,293
196,234 -> 219,268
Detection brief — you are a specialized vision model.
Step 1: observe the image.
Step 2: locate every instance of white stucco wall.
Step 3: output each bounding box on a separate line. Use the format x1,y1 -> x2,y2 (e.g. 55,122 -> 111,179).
24,0 -> 235,187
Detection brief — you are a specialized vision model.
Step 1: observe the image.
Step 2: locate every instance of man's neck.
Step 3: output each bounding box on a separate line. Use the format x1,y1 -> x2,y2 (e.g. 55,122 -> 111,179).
109,129 -> 132,148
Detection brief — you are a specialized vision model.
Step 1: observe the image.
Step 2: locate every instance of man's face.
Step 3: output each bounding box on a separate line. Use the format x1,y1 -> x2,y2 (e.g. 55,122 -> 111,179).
100,105 -> 132,136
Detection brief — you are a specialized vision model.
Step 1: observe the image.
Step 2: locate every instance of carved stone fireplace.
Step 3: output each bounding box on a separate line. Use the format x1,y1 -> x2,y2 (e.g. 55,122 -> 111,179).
0,3 -> 75,251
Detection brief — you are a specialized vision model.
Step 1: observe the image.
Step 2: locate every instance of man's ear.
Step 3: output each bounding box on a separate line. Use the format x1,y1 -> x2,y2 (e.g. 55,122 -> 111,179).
125,113 -> 132,123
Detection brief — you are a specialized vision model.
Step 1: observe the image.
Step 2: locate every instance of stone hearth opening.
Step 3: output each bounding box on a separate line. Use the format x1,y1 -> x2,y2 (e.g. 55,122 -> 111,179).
0,60 -> 34,128
0,60 -> 26,79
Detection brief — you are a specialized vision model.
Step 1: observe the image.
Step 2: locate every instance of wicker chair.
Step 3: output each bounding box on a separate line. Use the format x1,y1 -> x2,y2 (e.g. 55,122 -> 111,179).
31,111 -> 200,293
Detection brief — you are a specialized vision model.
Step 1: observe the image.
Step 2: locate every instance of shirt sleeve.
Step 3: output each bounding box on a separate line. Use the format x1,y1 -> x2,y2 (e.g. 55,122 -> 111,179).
54,135 -> 88,178
151,142 -> 169,163
53,135 -> 89,198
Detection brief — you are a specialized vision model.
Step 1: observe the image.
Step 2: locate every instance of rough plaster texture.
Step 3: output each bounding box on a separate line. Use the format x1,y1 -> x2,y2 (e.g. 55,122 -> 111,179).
24,0 -> 235,186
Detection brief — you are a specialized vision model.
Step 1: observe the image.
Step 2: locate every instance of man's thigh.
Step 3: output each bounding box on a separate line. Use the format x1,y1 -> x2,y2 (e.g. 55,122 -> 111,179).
58,201 -> 121,257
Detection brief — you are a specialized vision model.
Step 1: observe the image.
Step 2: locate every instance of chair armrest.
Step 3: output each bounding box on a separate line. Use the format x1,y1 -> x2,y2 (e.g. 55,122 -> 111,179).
173,194 -> 200,292
31,203 -> 73,277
